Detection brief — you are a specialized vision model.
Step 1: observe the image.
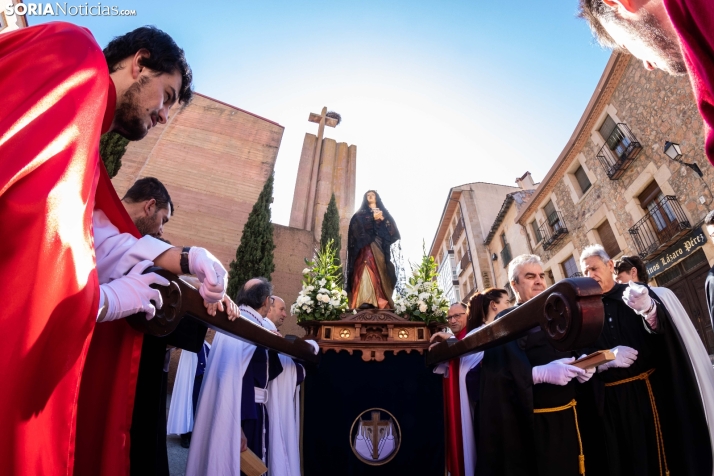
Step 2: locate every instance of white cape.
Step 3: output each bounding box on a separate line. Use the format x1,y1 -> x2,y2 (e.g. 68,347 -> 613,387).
652,286 -> 714,461
459,327 -> 483,476
266,354 -> 302,476
167,349 -> 198,435
185,331 -> 257,476
434,326 -> 482,476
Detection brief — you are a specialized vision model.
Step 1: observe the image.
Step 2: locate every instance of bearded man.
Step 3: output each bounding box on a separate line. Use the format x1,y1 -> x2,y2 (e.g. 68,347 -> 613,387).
0,23 -> 227,476
578,0 -> 714,166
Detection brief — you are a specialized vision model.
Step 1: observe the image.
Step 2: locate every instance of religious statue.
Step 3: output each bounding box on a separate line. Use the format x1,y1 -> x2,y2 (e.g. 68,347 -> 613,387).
346,190 -> 401,309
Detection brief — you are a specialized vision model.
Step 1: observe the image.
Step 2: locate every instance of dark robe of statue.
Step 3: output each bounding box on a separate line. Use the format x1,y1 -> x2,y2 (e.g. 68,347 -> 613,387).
346,190 -> 400,309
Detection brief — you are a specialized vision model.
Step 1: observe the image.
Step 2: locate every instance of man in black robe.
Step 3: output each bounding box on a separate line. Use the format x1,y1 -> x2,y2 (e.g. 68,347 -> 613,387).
477,254 -> 596,476
581,244 -> 712,475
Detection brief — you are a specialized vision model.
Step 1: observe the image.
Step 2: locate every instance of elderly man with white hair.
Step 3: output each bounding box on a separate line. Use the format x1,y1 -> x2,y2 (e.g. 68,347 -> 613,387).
580,244 -> 711,475
476,254 -> 596,476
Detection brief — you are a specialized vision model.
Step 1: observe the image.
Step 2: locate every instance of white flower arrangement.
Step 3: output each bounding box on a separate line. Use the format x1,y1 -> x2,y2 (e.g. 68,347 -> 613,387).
292,240 -> 348,322
394,249 -> 449,325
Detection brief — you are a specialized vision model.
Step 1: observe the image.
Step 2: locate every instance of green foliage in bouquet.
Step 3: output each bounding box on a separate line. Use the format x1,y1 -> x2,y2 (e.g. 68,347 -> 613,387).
394,243 -> 449,325
292,240 -> 348,322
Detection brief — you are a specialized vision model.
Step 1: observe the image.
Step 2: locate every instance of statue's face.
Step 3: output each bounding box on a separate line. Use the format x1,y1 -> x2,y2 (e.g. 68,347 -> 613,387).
366,192 -> 377,206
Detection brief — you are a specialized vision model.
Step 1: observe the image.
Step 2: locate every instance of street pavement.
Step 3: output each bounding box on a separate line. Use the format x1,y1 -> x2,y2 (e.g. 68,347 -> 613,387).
166,393 -> 189,476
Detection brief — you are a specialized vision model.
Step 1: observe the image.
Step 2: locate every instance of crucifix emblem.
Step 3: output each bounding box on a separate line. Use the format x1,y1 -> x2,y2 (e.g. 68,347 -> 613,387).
350,408 -> 401,465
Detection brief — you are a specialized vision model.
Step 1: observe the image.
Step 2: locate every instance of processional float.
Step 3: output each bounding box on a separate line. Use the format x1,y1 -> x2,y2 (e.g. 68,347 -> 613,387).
131,270 -> 604,475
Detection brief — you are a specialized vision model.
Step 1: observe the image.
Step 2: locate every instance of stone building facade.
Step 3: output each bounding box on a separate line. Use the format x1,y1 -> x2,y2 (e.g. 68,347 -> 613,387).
483,186 -> 536,302
429,175 -> 535,304
509,52 -> 714,355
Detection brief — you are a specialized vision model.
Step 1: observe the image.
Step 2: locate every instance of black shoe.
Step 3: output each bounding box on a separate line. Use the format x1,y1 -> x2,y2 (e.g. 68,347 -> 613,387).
180,433 -> 191,448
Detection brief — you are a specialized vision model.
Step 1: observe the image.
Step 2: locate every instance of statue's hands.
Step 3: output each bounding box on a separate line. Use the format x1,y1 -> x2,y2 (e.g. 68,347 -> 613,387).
372,208 -> 384,221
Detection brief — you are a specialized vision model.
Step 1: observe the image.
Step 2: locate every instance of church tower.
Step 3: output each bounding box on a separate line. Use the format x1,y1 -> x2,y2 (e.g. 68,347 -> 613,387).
289,107 -> 357,260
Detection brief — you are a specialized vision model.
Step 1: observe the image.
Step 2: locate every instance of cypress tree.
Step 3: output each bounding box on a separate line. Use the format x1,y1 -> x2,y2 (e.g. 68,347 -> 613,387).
320,193 -> 342,267
99,132 -> 130,178
227,173 -> 276,297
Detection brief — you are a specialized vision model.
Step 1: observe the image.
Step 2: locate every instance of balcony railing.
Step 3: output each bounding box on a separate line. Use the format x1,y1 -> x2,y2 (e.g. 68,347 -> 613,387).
596,123 -> 642,180
500,244 -> 512,268
628,196 -> 691,260
452,219 -> 465,243
569,272 -> 583,278
537,211 -> 569,251
459,251 -> 471,276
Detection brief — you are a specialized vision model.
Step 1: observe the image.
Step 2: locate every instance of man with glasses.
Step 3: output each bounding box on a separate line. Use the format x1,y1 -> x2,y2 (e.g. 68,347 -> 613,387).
430,302 -> 473,476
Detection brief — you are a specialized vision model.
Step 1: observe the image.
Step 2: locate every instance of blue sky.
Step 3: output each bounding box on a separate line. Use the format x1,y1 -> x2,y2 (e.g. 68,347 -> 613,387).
31,1 -> 611,266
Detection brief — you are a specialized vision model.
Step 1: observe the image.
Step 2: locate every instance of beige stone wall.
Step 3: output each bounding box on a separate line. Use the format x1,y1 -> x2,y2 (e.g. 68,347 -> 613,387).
430,182 -> 521,302
111,93 -> 284,268
519,55 -> 714,277
488,204 -> 533,290
272,225 -> 316,338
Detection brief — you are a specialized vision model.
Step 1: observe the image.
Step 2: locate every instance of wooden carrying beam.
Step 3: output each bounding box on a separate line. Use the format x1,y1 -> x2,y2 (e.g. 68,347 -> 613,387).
126,268 -> 319,363
426,278 -> 604,366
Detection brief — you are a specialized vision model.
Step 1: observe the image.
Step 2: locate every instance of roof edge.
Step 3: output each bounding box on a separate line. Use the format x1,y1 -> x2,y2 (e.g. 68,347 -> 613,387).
514,51 -> 626,224
193,92 -> 284,128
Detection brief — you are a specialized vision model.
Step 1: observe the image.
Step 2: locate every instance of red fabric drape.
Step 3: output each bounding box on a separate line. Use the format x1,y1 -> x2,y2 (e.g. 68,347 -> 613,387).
664,0 -> 714,167
443,327 -> 468,476
0,22 -> 108,475
74,166 -> 144,476
0,22 -> 145,476
350,245 -> 390,309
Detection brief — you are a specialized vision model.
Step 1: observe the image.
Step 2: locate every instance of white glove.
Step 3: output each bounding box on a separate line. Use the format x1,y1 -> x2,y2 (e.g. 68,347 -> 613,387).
532,357 -> 584,386
575,354 -> 596,383
623,281 -> 652,313
598,345 -> 638,372
188,247 -> 227,303
305,339 -> 320,355
99,260 -> 170,322
623,281 -> 658,328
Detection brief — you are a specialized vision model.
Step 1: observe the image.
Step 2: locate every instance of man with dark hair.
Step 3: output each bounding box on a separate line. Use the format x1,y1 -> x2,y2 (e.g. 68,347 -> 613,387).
614,255 -> 649,284
122,177 -> 174,238
577,0 -> 714,167
0,21 -> 219,476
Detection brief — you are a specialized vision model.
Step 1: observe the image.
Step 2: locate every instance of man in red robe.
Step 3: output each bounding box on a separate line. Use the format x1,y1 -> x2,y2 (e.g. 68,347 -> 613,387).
578,0 -> 714,167
0,22 -> 227,476
429,303 -> 471,476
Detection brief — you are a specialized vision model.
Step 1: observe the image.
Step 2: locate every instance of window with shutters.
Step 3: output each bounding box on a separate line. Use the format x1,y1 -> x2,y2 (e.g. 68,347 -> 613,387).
544,200 -> 557,226
574,166 -> 591,194
595,114 -> 642,179
531,220 -> 542,243
597,220 -> 621,258
628,181 -> 691,259
561,255 -> 579,278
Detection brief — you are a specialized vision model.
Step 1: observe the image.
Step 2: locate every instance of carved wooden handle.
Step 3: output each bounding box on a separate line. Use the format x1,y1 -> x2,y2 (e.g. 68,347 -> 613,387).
426,278 -> 604,365
125,268 -> 320,363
